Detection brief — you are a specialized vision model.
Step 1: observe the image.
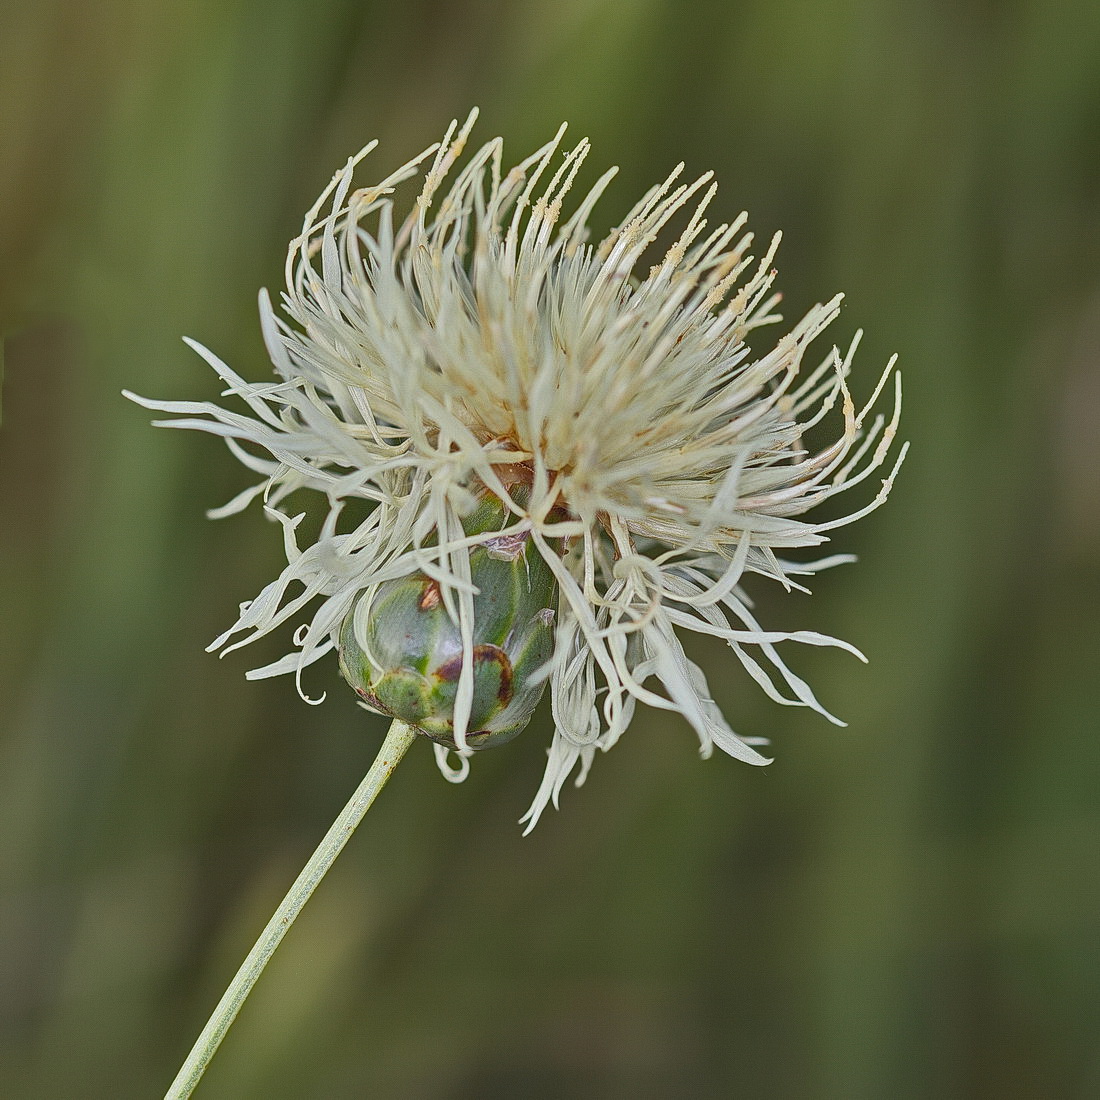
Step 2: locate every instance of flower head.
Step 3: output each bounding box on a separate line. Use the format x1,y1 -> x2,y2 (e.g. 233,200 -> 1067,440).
128,110 -> 906,830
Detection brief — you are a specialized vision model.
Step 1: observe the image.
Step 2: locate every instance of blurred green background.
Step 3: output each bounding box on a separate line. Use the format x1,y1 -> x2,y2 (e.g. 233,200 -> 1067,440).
2,0 -> 1099,1097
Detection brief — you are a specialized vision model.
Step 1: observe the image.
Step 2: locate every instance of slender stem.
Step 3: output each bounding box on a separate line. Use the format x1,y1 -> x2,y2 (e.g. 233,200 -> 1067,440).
165,720 -> 418,1099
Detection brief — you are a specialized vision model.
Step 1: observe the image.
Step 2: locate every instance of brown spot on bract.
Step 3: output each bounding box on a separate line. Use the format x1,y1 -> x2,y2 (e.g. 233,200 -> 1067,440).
418,578 -> 443,611
435,644 -> 514,703
356,686 -> 388,713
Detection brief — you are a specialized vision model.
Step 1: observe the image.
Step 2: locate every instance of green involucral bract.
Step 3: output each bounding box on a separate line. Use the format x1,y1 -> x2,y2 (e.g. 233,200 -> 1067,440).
338,495 -> 558,750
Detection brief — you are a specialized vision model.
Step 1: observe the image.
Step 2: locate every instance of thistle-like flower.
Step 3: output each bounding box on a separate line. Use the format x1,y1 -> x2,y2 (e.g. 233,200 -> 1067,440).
128,110 -> 905,831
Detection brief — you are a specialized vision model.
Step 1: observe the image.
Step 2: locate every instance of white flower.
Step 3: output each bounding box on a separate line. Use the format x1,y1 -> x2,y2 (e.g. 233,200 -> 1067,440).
127,110 -> 906,831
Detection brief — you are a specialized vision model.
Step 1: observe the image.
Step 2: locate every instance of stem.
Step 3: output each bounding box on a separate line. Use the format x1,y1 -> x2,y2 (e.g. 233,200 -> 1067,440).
165,720 -> 418,1099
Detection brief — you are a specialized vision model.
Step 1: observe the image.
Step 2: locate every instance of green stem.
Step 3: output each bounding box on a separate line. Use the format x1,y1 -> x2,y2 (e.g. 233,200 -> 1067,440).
165,720 -> 418,1099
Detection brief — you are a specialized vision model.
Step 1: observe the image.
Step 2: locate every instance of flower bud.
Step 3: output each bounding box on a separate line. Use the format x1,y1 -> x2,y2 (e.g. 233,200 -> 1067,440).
338,495 -> 557,750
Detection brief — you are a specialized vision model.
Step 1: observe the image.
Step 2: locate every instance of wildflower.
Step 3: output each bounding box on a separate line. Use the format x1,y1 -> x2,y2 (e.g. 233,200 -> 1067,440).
127,110 -> 906,831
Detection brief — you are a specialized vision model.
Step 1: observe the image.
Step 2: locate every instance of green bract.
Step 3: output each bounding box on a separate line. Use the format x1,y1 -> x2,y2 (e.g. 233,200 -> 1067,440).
338,495 -> 557,750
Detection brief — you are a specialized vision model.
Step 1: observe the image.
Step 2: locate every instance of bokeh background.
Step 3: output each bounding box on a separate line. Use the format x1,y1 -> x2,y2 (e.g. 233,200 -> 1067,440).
3,1 -> 1099,1097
